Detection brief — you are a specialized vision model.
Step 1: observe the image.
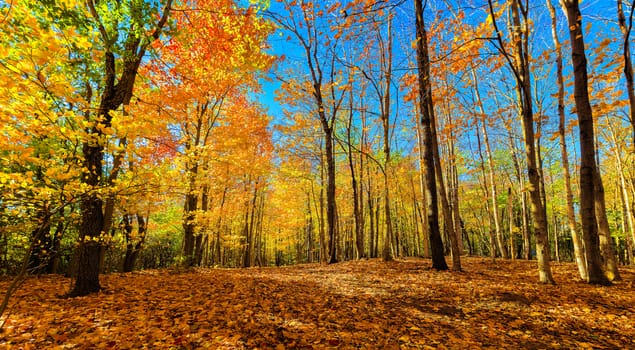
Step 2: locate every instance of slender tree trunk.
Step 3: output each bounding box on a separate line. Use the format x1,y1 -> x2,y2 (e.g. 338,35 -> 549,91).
306,191 -> 314,263
560,0 -> 610,285
324,127 -> 338,264
617,0 -> 635,151
507,130 -> 532,260
507,188 -> 516,260
472,68 -> 506,259
347,92 -> 364,259
476,119 -> 497,259
381,19 -> 395,262
607,119 -> 635,260
546,0 -> 587,279
490,0 -> 554,283
414,0 -> 448,271
448,136 -> 464,256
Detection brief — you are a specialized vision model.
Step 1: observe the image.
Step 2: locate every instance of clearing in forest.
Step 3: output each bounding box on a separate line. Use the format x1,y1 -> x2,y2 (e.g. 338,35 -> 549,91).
1,257 -> 634,349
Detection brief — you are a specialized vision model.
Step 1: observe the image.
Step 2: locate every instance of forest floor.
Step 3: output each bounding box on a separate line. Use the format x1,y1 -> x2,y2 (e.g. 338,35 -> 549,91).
0,257 -> 634,349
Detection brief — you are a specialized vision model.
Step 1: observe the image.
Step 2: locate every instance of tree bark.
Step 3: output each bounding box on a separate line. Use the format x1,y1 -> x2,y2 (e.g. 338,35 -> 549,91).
546,0 -> 587,280
346,89 -> 364,259
415,112 -> 431,258
560,0 -> 611,285
414,0 -> 448,271
123,214 -> 147,273
381,18 -> 395,262
593,167 -> 621,280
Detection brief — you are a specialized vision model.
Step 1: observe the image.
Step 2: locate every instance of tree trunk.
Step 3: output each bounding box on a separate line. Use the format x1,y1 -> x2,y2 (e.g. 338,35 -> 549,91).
46,215 -> 64,274
448,136 -> 464,256
415,112 -> 431,258
560,0 -> 610,285
546,0 -> 587,279
476,118 -> 497,260
507,130 -> 532,260
617,0 -> 635,152
432,112 -> 461,270
472,67 -> 506,259
346,92 -> 364,260
324,127 -> 338,264
607,119 -> 635,263
182,160 -> 198,267
414,0 -> 448,271
593,167 -> 621,280
489,0 -> 554,283
123,214 -> 147,273
381,18 -> 394,262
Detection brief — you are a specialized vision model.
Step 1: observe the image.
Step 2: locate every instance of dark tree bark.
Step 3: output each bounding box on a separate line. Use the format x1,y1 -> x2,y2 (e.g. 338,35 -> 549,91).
70,0 -> 172,296
123,214 -> 148,273
346,87 -> 365,259
560,0 -> 611,285
414,0 -> 448,271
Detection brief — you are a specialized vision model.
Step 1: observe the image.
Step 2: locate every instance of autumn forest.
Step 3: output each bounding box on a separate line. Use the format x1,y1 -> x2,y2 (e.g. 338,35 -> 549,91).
1,0 -> 635,347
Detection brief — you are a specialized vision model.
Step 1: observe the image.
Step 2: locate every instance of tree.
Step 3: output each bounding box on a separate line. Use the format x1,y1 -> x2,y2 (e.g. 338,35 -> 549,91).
70,0 -> 173,296
617,0 -> 635,150
545,0 -> 587,280
142,0 -> 273,267
488,0 -> 554,283
414,0 -> 448,271
268,1 -> 352,264
560,0 -> 611,285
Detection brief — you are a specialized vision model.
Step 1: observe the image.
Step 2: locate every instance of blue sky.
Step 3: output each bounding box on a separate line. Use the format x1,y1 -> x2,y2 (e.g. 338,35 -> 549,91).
257,0 -> 632,163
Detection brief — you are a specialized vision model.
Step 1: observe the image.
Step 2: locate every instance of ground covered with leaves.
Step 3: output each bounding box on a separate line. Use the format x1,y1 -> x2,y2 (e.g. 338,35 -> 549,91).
1,257 -> 634,349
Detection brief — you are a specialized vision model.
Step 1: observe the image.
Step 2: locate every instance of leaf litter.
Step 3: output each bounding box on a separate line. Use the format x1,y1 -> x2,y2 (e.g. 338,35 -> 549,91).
0,257 -> 633,349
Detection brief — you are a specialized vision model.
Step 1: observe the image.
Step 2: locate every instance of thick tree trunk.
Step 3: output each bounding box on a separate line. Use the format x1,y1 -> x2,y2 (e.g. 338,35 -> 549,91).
593,168 -> 621,280
414,0 -> 448,271
560,0 -> 610,285
182,163 -> 198,267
